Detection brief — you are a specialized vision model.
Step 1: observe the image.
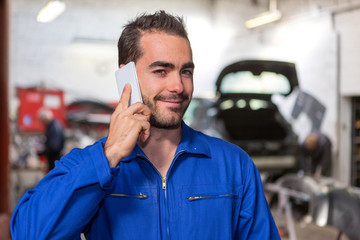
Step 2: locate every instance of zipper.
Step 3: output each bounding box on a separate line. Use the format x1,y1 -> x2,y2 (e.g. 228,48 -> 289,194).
137,150 -> 186,240
162,177 -> 166,190
108,192 -> 148,199
162,176 -> 169,238
188,194 -> 235,200
164,150 -> 184,240
137,154 -> 170,238
162,177 -> 167,197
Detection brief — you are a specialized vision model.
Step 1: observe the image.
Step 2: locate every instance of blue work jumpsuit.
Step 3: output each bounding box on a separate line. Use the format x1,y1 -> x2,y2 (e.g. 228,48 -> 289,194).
11,122 -> 280,239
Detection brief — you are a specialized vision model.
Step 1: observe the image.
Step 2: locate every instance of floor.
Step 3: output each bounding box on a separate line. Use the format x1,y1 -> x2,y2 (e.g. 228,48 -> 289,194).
274,210 -> 350,240
279,221 -> 349,240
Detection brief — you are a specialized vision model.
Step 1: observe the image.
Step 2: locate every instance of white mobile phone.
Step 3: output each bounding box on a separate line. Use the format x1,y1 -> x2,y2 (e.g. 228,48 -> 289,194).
115,62 -> 143,106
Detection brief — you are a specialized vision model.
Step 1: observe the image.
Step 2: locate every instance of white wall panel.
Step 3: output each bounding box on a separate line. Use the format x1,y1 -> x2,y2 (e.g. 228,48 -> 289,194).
335,8 -> 360,96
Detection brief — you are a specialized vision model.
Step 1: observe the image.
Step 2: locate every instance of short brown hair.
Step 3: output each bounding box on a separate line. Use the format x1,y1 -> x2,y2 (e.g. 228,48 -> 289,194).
117,10 -> 190,66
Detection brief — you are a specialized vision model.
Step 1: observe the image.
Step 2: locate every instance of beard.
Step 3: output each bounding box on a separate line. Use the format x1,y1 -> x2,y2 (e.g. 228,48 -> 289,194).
143,93 -> 190,129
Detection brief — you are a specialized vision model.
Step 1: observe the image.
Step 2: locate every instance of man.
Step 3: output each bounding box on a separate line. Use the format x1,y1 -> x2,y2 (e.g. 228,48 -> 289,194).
37,108 -> 65,170
298,131 -> 332,177
11,11 -> 279,239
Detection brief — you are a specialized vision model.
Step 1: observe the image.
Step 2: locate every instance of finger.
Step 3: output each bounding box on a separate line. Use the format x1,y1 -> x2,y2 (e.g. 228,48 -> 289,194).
117,83 -> 132,112
126,102 -> 151,119
138,120 -> 151,143
132,113 -> 150,122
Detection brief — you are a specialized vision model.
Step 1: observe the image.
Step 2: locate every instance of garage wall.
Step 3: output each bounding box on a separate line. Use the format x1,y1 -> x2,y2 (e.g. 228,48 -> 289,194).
338,97 -> 352,184
10,0 -> 350,102
335,7 -> 360,96
10,0 -> 257,103
334,6 -> 360,184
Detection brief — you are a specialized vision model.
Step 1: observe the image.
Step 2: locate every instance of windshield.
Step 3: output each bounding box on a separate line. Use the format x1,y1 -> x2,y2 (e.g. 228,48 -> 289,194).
219,71 -> 291,94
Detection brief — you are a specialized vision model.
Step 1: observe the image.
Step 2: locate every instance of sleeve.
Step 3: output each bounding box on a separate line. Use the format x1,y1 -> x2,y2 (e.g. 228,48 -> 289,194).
235,155 -> 280,240
10,140 -> 119,240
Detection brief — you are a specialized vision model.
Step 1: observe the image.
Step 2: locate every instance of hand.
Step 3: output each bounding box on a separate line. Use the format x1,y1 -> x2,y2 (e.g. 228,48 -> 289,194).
104,84 -> 151,168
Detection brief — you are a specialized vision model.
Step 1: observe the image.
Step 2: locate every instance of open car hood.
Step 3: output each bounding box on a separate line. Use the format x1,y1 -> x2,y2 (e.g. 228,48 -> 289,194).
216,60 -> 299,96
214,60 -> 300,155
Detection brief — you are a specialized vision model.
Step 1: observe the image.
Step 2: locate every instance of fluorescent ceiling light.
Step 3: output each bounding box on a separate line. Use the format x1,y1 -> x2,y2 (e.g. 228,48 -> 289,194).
37,0 -> 66,23
245,0 -> 282,29
245,10 -> 282,29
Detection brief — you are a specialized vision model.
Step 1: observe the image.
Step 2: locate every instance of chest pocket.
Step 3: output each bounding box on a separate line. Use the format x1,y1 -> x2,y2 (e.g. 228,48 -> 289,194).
178,184 -> 243,240
98,186 -> 160,240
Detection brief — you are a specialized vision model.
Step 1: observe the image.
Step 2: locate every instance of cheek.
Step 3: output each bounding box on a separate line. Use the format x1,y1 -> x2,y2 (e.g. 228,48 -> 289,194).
183,79 -> 194,95
138,75 -> 155,98
140,85 -> 159,101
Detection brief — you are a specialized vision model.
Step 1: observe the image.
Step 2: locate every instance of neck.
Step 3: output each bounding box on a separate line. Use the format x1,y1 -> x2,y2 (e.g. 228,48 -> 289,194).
139,125 -> 182,177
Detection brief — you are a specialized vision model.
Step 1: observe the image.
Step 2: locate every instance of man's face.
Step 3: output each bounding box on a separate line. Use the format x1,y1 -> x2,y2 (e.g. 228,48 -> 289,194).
135,32 -> 194,129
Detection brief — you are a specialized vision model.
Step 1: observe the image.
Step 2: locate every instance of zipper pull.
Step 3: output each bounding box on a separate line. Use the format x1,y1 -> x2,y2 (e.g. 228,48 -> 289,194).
139,192 -> 148,198
162,177 -> 166,190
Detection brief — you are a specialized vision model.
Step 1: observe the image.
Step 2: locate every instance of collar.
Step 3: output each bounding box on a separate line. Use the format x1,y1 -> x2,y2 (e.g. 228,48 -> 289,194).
119,121 -> 211,162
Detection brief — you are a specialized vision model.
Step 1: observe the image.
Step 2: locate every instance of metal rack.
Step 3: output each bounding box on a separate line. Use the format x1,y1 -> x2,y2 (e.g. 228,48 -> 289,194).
351,97 -> 360,187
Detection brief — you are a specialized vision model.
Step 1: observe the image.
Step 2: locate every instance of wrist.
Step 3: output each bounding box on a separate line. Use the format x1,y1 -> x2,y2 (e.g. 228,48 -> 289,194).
103,145 -> 123,168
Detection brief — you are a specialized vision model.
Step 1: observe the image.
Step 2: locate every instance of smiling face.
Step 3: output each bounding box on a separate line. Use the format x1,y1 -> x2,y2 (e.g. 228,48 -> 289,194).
135,31 -> 194,129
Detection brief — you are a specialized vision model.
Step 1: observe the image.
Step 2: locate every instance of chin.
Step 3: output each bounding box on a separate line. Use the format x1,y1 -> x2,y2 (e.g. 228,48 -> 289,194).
150,115 -> 182,129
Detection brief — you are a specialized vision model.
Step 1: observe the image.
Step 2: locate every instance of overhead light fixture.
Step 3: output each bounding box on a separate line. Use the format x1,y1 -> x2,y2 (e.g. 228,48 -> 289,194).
245,10 -> 282,29
37,0 -> 66,23
245,0 -> 282,29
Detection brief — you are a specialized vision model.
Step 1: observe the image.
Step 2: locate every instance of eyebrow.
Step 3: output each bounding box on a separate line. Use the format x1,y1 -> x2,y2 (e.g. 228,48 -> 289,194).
149,61 -> 175,69
148,61 -> 195,70
182,62 -> 195,70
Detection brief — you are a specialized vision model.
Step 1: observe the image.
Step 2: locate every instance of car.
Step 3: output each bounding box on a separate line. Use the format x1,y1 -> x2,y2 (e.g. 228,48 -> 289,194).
214,60 -> 300,180
183,96 -> 222,138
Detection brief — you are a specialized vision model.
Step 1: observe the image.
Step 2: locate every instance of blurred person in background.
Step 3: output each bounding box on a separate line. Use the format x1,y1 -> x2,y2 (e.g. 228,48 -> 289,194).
37,108 -> 65,170
298,131 -> 332,177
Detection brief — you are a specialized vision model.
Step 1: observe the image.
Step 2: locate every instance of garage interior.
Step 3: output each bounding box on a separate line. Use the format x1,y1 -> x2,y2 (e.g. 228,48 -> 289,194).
1,0 -> 360,239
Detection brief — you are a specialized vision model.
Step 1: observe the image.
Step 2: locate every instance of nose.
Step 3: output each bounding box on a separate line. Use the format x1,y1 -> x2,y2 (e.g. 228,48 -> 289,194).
167,73 -> 184,93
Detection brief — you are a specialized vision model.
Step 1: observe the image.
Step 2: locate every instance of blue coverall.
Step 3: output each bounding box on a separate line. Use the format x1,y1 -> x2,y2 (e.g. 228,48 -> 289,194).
11,122 -> 280,239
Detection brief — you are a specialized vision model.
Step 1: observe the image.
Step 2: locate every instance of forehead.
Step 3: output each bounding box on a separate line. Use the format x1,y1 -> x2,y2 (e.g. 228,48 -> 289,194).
139,31 -> 192,63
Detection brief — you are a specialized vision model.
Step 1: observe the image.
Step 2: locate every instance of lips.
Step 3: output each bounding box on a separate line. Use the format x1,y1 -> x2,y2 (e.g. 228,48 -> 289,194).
155,94 -> 188,104
155,95 -> 188,110
161,99 -> 183,104
159,99 -> 184,108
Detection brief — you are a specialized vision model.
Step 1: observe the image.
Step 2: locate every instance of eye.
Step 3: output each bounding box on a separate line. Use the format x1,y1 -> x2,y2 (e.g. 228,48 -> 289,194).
181,69 -> 193,78
153,69 -> 167,77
